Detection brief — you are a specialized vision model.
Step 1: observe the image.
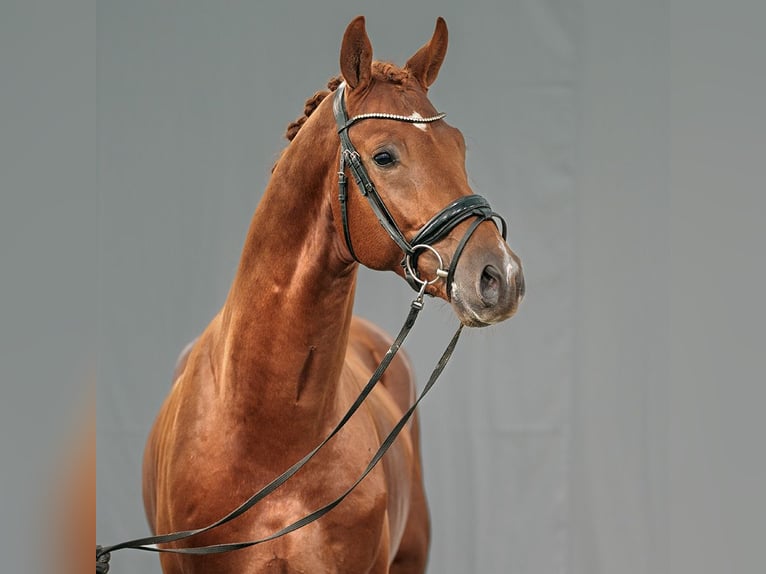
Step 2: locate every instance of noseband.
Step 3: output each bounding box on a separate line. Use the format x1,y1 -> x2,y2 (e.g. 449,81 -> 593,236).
333,83 -> 507,296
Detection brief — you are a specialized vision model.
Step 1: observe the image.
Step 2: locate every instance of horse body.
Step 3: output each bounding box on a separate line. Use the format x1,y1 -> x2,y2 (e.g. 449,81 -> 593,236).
143,16 -> 523,573
143,320 -> 422,574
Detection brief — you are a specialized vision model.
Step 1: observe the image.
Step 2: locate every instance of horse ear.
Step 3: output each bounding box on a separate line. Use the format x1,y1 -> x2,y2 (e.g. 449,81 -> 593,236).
405,17 -> 448,89
340,16 -> 373,90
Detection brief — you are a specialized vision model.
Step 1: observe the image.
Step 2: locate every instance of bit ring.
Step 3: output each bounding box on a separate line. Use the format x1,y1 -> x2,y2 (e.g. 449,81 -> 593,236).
405,244 -> 447,287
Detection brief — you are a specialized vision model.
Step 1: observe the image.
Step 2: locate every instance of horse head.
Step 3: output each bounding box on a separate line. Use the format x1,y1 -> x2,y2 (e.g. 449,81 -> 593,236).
331,16 -> 524,327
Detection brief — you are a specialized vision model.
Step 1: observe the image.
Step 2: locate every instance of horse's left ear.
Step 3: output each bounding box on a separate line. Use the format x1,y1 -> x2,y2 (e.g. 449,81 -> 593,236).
405,17 -> 448,89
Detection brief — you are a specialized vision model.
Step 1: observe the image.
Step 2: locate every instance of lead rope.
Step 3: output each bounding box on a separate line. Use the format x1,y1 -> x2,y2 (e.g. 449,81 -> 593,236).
96,283 -> 462,570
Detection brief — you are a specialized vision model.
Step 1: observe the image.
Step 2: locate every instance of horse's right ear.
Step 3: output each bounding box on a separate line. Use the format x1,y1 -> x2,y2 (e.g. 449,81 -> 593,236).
340,16 -> 373,91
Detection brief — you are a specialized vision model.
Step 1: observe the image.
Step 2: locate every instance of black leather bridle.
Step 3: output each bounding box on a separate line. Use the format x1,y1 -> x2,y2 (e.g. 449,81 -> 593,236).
333,83 -> 507,296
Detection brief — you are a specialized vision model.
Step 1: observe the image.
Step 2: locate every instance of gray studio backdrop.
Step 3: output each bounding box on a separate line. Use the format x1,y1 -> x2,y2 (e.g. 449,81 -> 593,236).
88,1 -> 765,573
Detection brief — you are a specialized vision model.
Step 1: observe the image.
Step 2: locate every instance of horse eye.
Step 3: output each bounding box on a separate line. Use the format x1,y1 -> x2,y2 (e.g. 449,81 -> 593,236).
372,151 -> 396,167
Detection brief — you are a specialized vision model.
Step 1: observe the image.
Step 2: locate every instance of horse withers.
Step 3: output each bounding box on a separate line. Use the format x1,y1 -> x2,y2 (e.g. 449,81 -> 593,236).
142,16 -> 524,574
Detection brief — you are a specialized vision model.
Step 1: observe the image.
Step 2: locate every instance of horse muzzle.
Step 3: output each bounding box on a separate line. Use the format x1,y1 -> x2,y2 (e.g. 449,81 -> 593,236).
448,236 -> 525,327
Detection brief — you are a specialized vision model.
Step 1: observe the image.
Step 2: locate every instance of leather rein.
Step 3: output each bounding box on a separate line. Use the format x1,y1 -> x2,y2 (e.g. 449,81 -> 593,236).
96,84 -> 506,572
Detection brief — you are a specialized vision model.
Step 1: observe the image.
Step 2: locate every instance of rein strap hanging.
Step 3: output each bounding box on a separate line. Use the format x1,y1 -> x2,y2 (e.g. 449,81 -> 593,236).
97,293 -> 460,568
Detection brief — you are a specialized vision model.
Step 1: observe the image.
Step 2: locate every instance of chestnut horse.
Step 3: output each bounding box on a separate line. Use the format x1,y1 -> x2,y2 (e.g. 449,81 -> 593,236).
141,16 -> 524,574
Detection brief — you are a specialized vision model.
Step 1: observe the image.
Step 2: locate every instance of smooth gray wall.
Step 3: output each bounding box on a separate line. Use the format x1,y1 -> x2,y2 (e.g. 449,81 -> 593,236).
1,1 -> 764,573
1,1 -> 96,572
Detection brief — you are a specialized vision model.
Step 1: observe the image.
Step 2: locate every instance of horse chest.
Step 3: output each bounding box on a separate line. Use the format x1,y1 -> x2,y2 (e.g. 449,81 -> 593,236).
155,410 -> 396,570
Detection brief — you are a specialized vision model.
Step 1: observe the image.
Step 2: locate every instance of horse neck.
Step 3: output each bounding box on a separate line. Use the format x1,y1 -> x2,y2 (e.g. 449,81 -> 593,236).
216,106 -> 356,438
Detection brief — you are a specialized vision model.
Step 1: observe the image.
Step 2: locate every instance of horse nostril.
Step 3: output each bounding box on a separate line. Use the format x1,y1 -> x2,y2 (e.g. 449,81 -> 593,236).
479,264 -> 502,307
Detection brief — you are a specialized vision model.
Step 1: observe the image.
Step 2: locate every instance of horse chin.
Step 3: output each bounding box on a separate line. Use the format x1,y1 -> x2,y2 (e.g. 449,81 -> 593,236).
448,284 -> 521,328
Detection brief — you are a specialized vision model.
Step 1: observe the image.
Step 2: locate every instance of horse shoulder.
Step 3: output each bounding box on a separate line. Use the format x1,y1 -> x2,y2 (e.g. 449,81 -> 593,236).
143,325 -> 221,535
347,315 -> 416,415
346,315 -> 428,562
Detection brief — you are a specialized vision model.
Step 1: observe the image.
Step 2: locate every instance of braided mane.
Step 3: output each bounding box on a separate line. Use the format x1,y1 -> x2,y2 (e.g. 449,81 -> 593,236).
284,63 -> 412,142
284,76 -> 342,142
